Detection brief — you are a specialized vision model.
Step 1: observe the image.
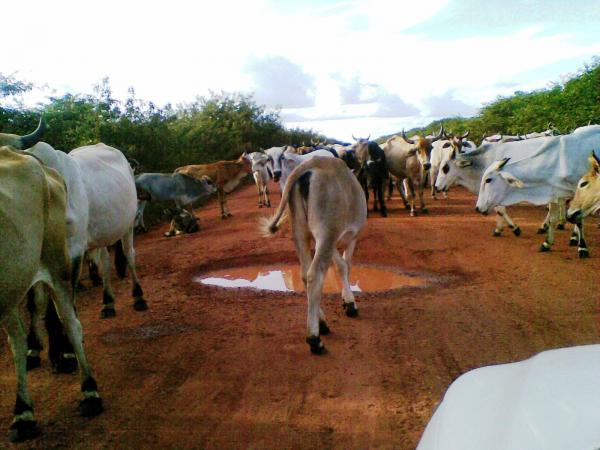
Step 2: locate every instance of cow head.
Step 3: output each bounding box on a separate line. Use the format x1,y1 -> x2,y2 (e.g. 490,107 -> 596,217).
475,158 -> 524,214
436,149 -> 473,192
163,207 -> 199,236
0,117 -> 46,150
567,151 -> 600,223
238,152 -> 253,174
197,175 -> 217,195
351,134 -> 371,166
442,130 -> 471,154
400,125 -> 444,171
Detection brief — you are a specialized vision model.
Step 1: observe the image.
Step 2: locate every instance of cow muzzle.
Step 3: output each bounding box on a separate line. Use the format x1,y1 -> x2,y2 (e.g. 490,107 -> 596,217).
423,162 -> 431,171
273,170 -> 281,182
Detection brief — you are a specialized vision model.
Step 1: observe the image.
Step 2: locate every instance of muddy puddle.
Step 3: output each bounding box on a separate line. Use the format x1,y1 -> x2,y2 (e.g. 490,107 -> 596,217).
194,265 -> 426,293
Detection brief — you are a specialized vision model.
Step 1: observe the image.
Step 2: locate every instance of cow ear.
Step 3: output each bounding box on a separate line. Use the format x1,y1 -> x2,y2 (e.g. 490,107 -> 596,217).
499,171 -> 524,188
497,157 -> 510,170
442,142 -> 451,148
590,151 -> 600,173
455,159 -> 472,168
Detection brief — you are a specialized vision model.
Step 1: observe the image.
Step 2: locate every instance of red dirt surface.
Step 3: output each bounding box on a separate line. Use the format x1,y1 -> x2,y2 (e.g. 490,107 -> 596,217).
1,182 -> 599,449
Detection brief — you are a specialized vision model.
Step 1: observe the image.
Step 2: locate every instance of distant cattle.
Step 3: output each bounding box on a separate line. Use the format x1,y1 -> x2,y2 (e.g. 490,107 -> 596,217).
475,126 -> 600,257
260,156 -> 367,354
135,172 -> 216,235
353,137 -> 388,217
176,153 -> 252,219
248,151 -> 273,208
0,147 -> 103,442
383,126 -> 444,216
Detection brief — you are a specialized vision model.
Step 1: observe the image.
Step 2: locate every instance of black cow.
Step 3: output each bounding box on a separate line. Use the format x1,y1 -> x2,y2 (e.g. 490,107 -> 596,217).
353,138 -> 388,217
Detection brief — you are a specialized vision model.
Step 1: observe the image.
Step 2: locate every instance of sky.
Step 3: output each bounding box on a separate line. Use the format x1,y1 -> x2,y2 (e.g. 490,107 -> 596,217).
4,0 -> 600,142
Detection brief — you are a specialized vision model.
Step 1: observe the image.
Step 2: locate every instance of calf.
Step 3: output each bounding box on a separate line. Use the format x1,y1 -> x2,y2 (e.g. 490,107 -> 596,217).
260,157 -> 367,354
176,153 -> 252,219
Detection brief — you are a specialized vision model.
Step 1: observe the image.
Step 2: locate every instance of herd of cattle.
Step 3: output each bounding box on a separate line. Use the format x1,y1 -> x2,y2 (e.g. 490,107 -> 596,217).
1,117 -> 600,442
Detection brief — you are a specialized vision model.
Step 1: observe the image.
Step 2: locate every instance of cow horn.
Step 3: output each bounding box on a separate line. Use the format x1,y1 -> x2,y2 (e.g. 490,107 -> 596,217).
401,129 -> 415,145
592,150 -> 600,165
366,134 -> 371,141
352,134 -> 357,141
588,119 -> 592,126
20,116 -> 46,148
430,123 -> 444,142
498,157 -> 510,170
460,130 -> 469,140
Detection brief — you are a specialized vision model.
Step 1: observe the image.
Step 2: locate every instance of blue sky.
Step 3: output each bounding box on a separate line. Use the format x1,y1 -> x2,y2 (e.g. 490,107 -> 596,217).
4,0 -> 600,141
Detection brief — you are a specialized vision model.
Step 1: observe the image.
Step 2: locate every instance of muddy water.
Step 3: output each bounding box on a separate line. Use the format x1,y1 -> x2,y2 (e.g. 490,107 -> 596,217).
194,265 -> 426,293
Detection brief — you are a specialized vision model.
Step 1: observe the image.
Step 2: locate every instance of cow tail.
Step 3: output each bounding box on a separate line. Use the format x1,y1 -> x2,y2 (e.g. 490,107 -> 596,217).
114,240 -> 128,279
258,157 -> 319,236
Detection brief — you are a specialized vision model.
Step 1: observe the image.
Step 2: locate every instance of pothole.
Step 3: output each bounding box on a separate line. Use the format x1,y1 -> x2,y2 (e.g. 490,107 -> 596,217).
194,264 -> 426,293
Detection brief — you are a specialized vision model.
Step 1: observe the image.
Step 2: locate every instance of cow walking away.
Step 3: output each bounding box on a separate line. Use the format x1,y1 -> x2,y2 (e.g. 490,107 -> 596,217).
0,147 -> 103,442
176,153 -> 252,219
260,157 -> 367,354
248,151 -> 273,208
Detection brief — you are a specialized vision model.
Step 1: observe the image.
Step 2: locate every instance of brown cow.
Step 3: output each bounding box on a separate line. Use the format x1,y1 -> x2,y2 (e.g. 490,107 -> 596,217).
175,153 -> 252,219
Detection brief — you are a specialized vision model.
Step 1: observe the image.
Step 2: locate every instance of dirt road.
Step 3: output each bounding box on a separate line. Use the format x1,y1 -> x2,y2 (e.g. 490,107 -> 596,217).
1,183 -> 598,449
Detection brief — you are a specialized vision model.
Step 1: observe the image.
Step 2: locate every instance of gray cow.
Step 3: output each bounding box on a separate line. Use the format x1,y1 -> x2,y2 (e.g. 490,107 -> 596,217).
135,172 -> 216,236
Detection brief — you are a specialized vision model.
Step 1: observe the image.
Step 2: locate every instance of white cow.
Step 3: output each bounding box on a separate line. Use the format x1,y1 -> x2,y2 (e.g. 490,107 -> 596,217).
475,126 -> 600,257
417,345 -> 600,450
24,142 -> 147,321
260,156 -> 367,354
247,151 -> 273,208
436,137 -> 568,237
430,132 -> 476,200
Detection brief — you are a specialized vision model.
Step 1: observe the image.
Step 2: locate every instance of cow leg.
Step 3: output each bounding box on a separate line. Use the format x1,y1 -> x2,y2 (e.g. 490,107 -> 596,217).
98,247 -> 117,318
306,242 -> 333,355
121,227 -> 148,311
333,247 -> 357,317
572,222 -> 589,258
387,177 -> 394,201
49,282 -> 103,419
539,202 -> 559,252
254,174 -> 263,207
418,177 -> 428,214
430,169 -> 437,199
377,180 -> 387,217
264,185 -> 271,207
397,179 -> 410,210
493,206 -> 521,237
537,205 -> 552,234
134,200 -> 148,233
25,287 -> 44,370
405,179 -> 417,216
4,308 -> 38,442
218,188 -> 232,218
556,198 -> 567,230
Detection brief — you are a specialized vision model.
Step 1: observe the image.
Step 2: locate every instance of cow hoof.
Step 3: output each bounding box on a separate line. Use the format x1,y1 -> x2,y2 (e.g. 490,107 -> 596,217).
492,230 -> 502,237
53,354 -> 77,374
421,208 -> 429,214
9,420 -> 38,443
100,307 -> 116,319
79,397 -> 103,418
512,227 -> 522,237
343,302 -> 359,318
536,227 -> 547,235
539,242 -> 551,252
26,355 -> 41,371
381,210 -> 388,218
306,336 -> 326,355
319,321 -> 331,335
133,298 -> 148,311
569,238 -> 578,247
163,231 -> 175,237
579,248 -> 590,259
556,223 -> 565,230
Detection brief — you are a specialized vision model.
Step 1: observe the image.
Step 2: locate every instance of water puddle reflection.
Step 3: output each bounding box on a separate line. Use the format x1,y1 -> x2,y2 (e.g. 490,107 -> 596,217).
194,265 -> 425,293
